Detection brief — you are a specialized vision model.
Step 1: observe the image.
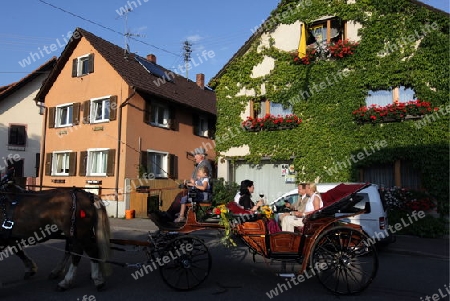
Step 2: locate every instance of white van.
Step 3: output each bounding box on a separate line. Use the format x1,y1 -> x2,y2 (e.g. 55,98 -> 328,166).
270,183 -> 393,245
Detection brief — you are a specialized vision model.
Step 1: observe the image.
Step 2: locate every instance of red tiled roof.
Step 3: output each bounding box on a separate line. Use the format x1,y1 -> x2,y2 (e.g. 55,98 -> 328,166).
36,28 -> 216,115
0,57 -> 57,101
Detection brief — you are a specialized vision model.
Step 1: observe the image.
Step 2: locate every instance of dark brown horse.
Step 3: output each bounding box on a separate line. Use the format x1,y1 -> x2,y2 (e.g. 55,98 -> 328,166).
0,175 -> 111,291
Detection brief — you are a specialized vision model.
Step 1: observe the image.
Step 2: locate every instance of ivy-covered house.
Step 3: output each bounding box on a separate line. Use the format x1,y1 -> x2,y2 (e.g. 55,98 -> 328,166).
209,0 -> 449,214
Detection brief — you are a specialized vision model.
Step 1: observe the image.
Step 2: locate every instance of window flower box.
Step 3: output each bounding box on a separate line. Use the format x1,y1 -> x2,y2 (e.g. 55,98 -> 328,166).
327,39 -> 359,58
352,99 -> 438,124
242,114 -> 302,131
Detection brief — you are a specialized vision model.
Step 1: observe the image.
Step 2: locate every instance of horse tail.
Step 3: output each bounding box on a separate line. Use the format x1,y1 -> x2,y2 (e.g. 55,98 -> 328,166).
93,197 -> 112,276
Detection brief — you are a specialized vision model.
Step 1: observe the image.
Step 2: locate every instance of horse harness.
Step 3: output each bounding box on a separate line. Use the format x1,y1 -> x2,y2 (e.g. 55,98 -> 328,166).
0,189 -> 19,239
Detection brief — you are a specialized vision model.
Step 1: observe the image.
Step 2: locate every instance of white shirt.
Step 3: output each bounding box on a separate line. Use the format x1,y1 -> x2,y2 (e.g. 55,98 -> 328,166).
305,192 -> 323,212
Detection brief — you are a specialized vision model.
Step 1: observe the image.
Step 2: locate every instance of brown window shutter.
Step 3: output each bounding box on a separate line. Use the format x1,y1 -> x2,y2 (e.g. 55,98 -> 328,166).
79,151 -> 87,176
48,107 -> 56,128
109,95 -> 117,121
68,152 -> 77,176
45,153 -> 52,176
208,117 -> 216,139
168,107 -> 177,131
72,58 -> 78,77
73,103 -> 81,125
88,54 -> 94,73
168,154 -> 177,179
143,101 -> 150,124
106,149 -> 116,176
140,151 -> 148,175
192,114 -> 199,136
83,100 -> 90,124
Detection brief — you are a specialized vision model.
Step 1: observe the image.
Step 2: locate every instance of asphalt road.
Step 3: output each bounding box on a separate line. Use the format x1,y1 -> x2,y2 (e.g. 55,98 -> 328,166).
0,218 -> 448,301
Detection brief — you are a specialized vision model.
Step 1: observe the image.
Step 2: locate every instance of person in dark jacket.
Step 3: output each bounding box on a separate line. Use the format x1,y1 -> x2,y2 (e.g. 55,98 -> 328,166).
238,179 -> 264,211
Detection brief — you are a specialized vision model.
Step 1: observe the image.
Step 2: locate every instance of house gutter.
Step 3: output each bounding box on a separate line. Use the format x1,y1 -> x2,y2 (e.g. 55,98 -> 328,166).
114,87 -> 136,218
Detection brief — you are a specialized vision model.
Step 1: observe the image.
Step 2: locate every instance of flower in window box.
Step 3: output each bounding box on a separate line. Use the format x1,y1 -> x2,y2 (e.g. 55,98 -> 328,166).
352,99 -> 438,124
242,114 -> 302,131
290,47 -> 317,65
327,39 -> 358,59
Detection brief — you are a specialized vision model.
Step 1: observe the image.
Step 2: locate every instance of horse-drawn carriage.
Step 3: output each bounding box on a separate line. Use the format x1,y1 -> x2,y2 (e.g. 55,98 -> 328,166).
145,182 -> 378,295
0,169 -> 378,295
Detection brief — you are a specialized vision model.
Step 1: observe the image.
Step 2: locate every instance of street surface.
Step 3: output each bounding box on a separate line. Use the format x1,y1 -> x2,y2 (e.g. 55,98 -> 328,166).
0,219 -> 448,301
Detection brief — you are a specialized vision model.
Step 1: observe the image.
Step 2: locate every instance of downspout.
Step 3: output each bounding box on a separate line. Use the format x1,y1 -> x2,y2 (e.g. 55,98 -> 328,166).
115,87 -> 137,218
37,102 -> 47,191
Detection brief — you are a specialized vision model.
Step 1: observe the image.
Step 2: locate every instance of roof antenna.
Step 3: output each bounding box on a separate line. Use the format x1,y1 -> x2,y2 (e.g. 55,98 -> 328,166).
117,8 -> 144,59
183,40 -> 192,80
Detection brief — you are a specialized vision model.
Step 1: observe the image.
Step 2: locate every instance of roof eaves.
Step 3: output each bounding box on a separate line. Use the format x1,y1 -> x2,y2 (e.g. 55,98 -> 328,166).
0,57 -> 57,102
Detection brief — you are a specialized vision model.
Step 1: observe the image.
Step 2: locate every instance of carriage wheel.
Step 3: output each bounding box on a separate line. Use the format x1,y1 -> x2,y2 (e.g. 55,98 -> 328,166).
159,236 -> 211,291
309,226 -> 378,295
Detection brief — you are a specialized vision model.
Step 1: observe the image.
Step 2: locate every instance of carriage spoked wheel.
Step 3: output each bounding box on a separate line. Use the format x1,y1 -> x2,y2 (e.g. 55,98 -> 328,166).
309,226 -> 378,295
158,235 -> 212,291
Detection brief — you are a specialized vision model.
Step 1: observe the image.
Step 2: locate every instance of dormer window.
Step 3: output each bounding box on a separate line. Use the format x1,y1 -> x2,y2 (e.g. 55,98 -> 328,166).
72,54 -> 94,77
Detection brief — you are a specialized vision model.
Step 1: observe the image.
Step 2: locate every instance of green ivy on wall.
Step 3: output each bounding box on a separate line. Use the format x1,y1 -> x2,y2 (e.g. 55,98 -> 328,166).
210,0 -> 450,214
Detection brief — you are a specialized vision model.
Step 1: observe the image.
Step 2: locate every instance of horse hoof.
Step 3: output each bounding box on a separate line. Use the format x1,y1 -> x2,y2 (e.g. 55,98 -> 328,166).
96,282 -> 106,292
55,285 -> 68,292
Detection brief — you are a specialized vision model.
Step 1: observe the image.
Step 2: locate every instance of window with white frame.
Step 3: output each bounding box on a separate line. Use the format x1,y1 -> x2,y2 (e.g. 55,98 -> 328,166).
91,97 -> 110,123
257,101 -> 293,118
196,116 -> 209,137
52,152 -> 71,175
72,54 -> 94,77
87,149 -> 109,176
56,104 -> 73,127
146,151 -> 168,178
365,86 -> 417,107
150,103 -> 170,127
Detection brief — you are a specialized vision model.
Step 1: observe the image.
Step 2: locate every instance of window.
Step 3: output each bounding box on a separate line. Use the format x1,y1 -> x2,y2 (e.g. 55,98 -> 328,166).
83,96 -> 117,124
8,124 -> 26,146
140,151 -> 177,179
57,104 -> 73,127
193,115 -> 214,138
144,100 -> 175,129
365,86 -> 417,107
91,97 -> 110,123
255,100 -> 293,118
87,149 -> 109,176
72,54 -> 94,77
48,103 -> 80,128
308,17 -> 344,47
48,151 -> 76,176
79,149 -> 115,176
151,103 -> 169,127
148,151 -> 168,178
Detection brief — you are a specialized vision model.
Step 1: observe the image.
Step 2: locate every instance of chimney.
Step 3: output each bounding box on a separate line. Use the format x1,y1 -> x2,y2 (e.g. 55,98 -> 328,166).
146,54 -> 157,64
196,73 -> 205,89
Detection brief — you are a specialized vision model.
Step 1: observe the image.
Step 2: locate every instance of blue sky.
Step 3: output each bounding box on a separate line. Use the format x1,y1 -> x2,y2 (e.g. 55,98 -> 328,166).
0,0 -> 448,87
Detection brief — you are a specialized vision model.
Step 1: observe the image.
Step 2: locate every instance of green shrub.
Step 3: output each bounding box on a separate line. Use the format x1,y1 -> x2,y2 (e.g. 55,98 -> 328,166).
212,178 -> 239,205
388,209 -> 448,238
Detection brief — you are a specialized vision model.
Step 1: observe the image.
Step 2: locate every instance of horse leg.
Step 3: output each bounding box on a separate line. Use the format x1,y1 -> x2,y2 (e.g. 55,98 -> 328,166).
90,261 -> 105,291
49,252 -> 71,280
16,249 -> 37,279
83,239 -> 106,291
49,240 -> 71,280
56,246 -> 82,291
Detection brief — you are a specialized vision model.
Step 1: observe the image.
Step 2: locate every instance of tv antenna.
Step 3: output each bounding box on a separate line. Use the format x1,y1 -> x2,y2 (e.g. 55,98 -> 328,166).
117,8 -> 145,57
182,40 -> 192,79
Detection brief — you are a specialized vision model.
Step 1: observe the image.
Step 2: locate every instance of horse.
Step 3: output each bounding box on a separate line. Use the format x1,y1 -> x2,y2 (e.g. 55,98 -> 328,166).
0,175 -> 111,291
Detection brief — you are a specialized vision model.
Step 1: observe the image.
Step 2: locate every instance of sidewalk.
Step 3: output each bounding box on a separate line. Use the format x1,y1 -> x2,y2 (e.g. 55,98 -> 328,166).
109,218 -> 450,259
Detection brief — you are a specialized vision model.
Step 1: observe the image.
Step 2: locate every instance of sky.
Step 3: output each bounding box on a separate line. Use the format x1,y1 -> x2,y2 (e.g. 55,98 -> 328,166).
0,0 -> 448,88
